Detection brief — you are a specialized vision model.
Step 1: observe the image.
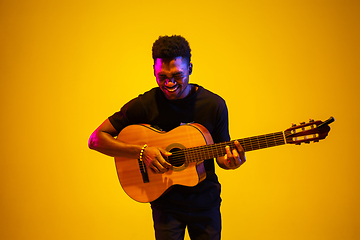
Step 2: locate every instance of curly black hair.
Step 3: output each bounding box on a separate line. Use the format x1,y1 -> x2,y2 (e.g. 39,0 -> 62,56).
152,35 -> 192,63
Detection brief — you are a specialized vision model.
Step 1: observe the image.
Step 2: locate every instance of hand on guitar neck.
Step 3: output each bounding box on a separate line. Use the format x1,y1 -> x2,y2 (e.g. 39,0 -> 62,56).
218,140 -> 246,170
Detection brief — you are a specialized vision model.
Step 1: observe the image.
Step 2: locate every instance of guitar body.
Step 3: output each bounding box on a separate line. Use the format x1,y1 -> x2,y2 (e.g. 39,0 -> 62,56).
115,123 -> 214,203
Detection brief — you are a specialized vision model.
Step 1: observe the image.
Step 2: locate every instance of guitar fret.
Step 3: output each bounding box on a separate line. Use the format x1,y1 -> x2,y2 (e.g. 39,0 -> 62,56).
264,134 -> 270,148
267,134 -> 274,147
184,149 -> 190,163
243,138 -> 253,152
188,131 -> 286,159
274,133 -> 279,146
253,137 -> 259,150
185,148 -> 194,163
258,135 -> 267,149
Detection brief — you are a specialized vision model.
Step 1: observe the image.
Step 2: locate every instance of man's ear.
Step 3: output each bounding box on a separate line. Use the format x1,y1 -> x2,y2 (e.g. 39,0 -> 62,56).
189,63 -> 193,75
153,64 -> 156,77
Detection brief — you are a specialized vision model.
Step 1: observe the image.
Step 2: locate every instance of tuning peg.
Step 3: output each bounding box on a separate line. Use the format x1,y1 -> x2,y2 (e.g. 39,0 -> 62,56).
309,119 -> 314,123
305,141 -> 310,144
292,123 -> 297,127
300,122 -> 306,131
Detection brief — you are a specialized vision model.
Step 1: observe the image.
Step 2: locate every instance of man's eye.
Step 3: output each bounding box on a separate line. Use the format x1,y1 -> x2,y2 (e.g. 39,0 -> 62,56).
158,76 -> 167,81
157,75 -> 183,81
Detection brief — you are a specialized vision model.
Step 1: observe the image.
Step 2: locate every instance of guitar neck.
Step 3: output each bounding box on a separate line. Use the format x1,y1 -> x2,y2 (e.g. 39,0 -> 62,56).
183,131 -> 286,162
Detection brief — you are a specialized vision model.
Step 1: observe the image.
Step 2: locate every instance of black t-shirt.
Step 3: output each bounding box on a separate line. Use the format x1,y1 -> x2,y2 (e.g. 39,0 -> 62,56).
109,84 -> 230,209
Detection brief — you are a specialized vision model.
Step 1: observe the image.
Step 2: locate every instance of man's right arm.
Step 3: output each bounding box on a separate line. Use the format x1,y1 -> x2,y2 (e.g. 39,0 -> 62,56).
88,119 -> 171,173
88,119 -> 143,159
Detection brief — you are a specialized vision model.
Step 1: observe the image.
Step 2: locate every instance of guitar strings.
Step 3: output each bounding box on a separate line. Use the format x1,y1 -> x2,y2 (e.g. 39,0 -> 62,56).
138,128 -> 313,169
160,133 -> 286,165
172,135 -> 285,161
138,134 -> 286,171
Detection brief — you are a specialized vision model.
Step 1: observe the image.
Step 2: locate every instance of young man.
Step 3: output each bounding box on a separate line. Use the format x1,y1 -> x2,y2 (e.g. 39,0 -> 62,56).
89,35 -> 246,240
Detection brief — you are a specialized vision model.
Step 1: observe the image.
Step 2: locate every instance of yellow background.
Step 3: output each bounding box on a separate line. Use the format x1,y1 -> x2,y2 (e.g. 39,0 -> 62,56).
1,0 -> 359,239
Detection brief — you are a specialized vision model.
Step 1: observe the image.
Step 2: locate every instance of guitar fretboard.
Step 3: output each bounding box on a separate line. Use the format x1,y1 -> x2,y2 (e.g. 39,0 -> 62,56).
181,131 -> 286,163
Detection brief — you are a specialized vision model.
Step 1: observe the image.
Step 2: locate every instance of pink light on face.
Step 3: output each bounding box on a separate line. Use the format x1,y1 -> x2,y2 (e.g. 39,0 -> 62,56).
153,57 -> 193,100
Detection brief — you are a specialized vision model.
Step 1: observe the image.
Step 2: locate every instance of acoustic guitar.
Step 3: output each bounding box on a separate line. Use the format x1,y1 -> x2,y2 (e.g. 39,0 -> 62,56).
114,117 -> 334,203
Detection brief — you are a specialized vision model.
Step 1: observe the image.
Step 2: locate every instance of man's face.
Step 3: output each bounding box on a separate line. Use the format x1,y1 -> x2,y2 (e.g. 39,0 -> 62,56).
153,57 -> 192,100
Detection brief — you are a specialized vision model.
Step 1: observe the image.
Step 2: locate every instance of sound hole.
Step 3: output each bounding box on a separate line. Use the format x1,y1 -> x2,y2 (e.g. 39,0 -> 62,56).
167,148 -> 185,167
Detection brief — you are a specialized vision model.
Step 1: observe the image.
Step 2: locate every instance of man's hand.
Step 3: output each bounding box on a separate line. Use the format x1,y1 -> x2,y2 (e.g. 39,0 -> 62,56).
142,146 -> 172,173
222,140 -> 246,169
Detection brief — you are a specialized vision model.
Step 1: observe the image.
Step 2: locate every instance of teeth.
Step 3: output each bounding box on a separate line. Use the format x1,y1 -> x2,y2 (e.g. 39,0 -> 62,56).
166,85 -> 178,92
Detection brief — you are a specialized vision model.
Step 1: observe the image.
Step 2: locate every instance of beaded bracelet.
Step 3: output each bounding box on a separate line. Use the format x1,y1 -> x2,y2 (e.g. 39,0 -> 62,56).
139,144 -> 148,162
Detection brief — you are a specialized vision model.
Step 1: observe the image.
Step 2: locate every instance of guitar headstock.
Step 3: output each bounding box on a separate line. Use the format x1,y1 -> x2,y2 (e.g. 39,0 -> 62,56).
284,117 -> 334,145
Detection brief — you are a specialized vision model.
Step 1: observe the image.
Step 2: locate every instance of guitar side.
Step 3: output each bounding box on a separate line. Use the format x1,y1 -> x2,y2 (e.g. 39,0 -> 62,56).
114,124 -> 213,203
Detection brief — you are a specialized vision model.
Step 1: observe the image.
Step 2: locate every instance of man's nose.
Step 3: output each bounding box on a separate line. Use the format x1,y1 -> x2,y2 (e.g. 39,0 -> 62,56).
165,78 -> 175,84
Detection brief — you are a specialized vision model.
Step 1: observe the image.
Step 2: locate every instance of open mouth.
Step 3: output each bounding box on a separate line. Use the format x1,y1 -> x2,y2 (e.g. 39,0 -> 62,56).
165,85 -> 179,92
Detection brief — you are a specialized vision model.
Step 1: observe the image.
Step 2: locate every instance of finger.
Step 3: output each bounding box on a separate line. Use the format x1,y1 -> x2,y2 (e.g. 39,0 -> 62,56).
153,159 -> 170,173
156,156 -> 171,170
228,150 -> 240,168
164,150 -> 173,156
225,145 -> 233,158
234,140 -> 246,163
158,149 -> 172,168
143,154 -> 161,173
232,149 -> 241,166
223,154 -> 230,167
152,161 -> 167,173
149,162 -> 160,173
226,145 -> 240,168
234,140 -> 244,152
224,152 -> 236,168
153,155 -> 171,173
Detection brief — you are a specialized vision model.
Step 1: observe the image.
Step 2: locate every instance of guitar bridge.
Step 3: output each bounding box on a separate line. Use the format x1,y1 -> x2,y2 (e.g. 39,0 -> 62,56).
138,158 -> 150,183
